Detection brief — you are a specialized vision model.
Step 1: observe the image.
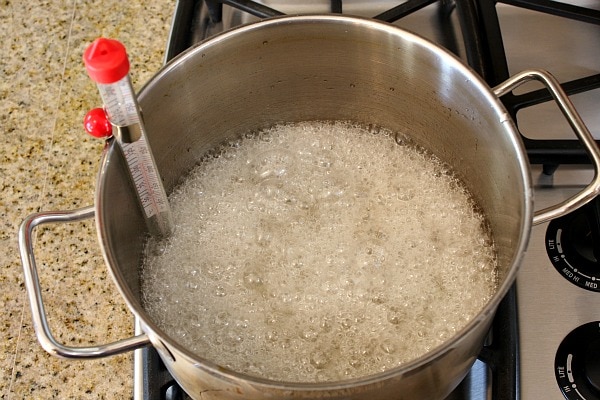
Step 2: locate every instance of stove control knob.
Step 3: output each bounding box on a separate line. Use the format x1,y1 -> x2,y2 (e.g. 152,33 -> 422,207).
555,322 -> 600,399
585,338 -> 600,393
546,197 -> 600,292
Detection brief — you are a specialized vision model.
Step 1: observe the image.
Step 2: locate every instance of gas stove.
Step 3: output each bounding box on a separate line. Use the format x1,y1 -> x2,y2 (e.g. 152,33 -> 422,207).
134,1 -> 600,399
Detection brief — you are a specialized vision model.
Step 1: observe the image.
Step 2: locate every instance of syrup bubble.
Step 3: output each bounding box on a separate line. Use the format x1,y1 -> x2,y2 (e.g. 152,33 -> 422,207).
250,149 -> 296,181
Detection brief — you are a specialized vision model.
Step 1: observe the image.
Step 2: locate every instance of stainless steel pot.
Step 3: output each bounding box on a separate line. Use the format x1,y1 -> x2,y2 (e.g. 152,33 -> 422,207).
19,15 -> 600,400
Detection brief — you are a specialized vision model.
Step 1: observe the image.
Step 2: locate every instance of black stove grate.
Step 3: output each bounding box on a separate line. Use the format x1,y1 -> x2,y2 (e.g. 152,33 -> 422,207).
139,1 -> 600,398
456,0 -> 600,169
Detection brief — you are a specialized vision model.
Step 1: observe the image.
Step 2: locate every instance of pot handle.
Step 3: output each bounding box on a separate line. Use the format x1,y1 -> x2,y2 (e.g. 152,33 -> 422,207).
18,206 -> 151,359
493,69 -> 600,225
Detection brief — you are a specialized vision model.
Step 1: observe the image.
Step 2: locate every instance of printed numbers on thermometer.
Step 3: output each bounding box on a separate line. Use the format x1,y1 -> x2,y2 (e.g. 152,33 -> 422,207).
121,136 -> 168,218
101,78 -> 140,127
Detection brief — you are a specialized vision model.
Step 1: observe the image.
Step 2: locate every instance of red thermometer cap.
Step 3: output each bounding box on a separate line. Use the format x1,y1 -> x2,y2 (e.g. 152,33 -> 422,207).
83,38 -> 130,84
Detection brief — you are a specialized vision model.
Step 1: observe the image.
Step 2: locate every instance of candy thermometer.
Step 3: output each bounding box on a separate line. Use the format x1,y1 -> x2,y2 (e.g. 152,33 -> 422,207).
83,38 -> 173,237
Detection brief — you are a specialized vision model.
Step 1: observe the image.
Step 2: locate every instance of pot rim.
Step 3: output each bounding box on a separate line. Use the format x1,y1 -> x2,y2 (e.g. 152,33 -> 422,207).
98,13 -> 533,391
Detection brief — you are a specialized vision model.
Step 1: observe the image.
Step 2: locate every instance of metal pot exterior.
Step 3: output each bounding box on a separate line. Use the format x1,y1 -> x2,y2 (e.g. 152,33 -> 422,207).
138,310 -> 494,400
96,16 -> 531,399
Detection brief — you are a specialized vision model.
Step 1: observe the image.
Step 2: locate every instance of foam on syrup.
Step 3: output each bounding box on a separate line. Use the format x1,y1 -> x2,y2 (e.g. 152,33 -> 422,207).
141,121 -> 498,383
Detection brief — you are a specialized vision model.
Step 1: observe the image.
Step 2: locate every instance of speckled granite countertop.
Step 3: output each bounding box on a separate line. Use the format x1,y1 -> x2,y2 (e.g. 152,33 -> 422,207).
1,1 -> 174,398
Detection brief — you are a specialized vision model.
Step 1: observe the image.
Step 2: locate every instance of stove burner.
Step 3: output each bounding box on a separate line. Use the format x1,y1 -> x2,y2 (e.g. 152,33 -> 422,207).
137,1 -> 600,399
555,321 -> 600,399
545,197 -> 600,292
